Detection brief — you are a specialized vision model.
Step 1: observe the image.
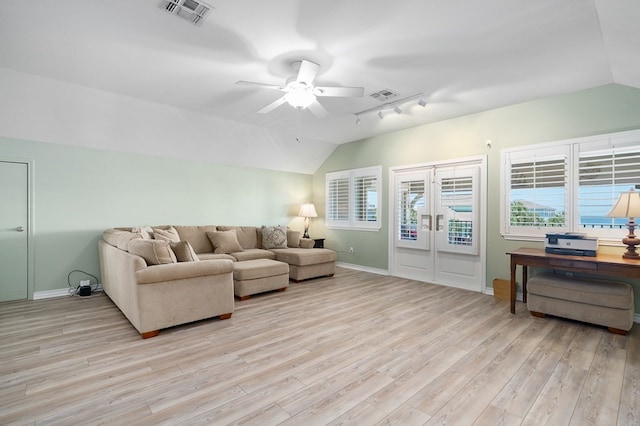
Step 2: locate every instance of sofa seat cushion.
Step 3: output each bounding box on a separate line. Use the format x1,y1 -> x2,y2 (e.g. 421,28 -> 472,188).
528,272 -> 633,310
198,253 -> 237,262
136,259 -> 234,284
231,249 -> 276,262
270,248 -> 337,266
174,225 -> 217,254
233,259 -> 289,281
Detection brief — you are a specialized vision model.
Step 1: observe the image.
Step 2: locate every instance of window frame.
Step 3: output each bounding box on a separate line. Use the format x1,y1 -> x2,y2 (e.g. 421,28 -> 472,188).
500,129 -> 640,243
326,165 -> 382,231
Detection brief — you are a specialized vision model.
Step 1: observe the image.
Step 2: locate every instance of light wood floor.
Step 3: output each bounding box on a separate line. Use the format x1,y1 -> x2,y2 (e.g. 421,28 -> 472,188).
1,267 -> 639,425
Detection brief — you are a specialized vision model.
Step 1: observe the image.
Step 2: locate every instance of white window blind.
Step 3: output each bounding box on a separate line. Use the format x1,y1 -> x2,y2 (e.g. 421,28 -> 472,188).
501,129 -> 640,240
397,179 -> 425,241
326,166 -> 382,230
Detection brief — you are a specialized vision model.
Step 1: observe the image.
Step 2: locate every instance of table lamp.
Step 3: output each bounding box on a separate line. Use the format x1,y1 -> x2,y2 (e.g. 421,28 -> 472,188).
298,203 -> 318,239
606,188 -> 640,259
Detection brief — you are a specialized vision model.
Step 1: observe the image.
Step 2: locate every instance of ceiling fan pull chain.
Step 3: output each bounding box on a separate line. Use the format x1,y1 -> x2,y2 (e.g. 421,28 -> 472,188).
296,107 -> 302,143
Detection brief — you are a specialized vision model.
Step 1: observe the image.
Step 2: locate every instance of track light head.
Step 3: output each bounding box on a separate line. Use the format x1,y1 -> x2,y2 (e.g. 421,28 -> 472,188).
418,98 -> 427,107
378,109 -> 384,119
355,115 -> 361,125
394,106 -> 402,114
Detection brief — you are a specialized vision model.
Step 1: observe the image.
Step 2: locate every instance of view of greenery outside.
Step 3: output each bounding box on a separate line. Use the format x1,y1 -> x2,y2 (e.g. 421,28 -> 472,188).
510,201 -> 565,227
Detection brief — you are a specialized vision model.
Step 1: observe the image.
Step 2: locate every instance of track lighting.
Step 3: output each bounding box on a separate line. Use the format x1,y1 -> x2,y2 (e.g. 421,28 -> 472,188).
378,109 -> 384,119
418,98 -> 427,107
353,93 -> 427,125
394,106 -> 402,114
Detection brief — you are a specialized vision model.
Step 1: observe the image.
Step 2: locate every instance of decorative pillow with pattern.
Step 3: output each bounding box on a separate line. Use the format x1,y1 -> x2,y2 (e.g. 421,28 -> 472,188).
261,225 -> 288,249
128,239 -> 177,265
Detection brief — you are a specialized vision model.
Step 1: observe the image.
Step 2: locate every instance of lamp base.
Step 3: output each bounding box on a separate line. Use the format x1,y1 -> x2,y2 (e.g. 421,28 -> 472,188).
621,225 -> 639,259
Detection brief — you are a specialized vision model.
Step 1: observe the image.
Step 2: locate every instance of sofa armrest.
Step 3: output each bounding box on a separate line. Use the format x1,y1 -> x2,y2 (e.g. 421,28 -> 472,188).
300,238 -> 315,249
136,259 -> 234,284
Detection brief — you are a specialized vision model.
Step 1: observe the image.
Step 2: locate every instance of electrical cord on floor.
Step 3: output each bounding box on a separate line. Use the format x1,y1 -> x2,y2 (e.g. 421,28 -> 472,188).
67,269 -> 100,296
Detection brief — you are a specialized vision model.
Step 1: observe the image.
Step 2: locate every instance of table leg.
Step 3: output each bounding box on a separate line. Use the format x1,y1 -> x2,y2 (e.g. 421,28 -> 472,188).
510,257 -> 517,314
522,265 -> 528,304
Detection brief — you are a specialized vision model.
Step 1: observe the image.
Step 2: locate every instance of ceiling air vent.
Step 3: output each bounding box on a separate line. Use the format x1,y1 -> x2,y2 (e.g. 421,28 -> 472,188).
162,0 -> 213,25
369,89 -> 398,102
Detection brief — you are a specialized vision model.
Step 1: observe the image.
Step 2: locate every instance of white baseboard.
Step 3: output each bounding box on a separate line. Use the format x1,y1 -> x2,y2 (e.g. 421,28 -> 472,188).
336,262 -> 388,276
33,288 -> 71,299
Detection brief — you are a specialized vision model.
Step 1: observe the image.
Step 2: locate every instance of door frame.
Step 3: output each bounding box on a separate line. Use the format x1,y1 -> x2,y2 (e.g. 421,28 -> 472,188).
1,156 -> 35,300
388,155 -> 487,292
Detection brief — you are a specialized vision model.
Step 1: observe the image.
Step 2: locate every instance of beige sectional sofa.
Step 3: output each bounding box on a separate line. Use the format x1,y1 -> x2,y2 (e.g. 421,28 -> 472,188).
98,225 -> 336,338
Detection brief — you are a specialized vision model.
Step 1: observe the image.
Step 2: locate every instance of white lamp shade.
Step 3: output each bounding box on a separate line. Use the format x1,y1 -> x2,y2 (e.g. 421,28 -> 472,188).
606,189 -> 640,218
299,203 -> 318,218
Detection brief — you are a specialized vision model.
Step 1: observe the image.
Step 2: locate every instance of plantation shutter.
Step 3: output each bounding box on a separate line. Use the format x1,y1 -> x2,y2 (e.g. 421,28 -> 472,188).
577,141 -> 640,232
353,174 -> 378,222
327,176 -> 349,223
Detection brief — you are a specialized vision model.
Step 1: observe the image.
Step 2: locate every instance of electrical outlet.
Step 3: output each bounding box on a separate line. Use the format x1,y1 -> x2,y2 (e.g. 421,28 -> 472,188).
80,279 -> 91,287
348,246 -> 354,254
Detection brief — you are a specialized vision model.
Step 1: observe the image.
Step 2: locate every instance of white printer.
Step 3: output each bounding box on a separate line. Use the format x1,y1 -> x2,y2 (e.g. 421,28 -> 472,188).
545,232 -> 598,256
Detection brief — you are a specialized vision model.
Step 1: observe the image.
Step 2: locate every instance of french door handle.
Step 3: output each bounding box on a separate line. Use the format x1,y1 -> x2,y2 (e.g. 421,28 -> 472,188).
16,226 -> 25,232
436,215 -> 444,231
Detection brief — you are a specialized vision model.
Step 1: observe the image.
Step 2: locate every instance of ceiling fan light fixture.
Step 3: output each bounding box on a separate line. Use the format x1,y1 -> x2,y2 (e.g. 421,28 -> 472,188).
285,90 -> 316,109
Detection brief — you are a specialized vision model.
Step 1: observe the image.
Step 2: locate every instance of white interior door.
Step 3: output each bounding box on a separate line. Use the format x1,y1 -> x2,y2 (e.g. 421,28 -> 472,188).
390,158 -> 486,292
0,161 -> 29,301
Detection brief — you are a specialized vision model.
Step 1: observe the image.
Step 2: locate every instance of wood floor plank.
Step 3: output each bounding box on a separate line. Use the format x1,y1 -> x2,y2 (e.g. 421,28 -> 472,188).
0,267 -> 638,425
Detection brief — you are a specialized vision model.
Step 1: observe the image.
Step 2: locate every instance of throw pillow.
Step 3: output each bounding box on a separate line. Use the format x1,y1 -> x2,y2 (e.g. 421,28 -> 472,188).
153,226 -> 180,243
128,239 -> 177,265
206,230 -> 244,254
300,238 -> 315,249
132,226 -> 154,240
287,230 -> 301,248
170,240 -> 199,262
261,225 -> 288,249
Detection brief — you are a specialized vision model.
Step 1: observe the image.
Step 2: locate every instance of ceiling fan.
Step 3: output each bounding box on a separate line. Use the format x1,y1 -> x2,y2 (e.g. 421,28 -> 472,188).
236,59 -> 364,118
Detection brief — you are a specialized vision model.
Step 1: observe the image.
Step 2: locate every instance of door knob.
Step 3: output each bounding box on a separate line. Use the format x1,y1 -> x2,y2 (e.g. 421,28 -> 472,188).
16,226 -> 24,232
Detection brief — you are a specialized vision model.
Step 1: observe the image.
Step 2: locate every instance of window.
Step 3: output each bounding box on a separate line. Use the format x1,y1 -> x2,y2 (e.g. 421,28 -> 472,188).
326,166 -> 382,230
501,129 -> 640,241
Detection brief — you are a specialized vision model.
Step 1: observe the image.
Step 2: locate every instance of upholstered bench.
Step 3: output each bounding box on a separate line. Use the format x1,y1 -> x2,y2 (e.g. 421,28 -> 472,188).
233,259 -> 289,300
527,272 -> 634,335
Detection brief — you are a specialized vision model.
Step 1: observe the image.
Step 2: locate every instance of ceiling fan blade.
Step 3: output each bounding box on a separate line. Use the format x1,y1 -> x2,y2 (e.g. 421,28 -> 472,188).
257,96 -> 288,114
236,80 -> 285,91
306,100 -> 328,118
315,86 -> 365,97
296,60 -> 320,86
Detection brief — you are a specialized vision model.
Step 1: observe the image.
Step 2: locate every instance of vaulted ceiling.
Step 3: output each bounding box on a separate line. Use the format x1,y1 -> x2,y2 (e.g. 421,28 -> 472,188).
1,1 -> 638,173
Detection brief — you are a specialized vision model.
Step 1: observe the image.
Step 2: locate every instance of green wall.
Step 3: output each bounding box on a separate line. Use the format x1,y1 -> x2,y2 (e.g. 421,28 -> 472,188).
0,138 -> 312,295
313,83 -> 640,308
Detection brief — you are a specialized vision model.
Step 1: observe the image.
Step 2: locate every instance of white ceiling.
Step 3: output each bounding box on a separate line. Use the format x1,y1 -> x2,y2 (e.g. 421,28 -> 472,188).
1,0 -> 639,167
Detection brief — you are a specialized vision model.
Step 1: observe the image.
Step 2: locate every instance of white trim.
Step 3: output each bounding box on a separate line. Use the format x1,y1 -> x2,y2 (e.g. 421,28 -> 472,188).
336,261 -> 388,276
33,288 -> 71,300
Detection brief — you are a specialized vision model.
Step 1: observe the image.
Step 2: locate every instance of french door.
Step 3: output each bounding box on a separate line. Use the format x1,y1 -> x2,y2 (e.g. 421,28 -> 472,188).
390,157 -> 486,292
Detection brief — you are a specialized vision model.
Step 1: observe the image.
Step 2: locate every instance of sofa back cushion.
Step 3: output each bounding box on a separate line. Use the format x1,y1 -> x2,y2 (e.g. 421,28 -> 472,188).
174,225 -> 217,254
216,226 -> 259,250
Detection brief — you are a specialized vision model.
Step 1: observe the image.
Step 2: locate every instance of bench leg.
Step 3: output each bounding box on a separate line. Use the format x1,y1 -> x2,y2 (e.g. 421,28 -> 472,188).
237,295 -> 251,301
608,327 -> 628,335
529,311 -> 545,318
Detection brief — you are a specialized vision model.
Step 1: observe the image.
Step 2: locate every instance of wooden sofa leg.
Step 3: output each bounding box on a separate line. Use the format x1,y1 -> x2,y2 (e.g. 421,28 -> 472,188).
608,327 -> 628,335
141,330 -> 159,339
238,295 -> 251,301
219,313 -> 233,320
277,287 -> 287,292
529,311 -> 545,318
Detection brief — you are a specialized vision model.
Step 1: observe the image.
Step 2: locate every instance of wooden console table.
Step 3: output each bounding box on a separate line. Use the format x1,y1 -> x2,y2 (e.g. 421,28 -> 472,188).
507,247 -> 640,314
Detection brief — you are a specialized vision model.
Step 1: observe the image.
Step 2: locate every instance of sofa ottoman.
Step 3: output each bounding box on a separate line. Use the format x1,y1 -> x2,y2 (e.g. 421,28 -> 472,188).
269,248 -> 337,282
527,272 -> 634,335
233,259 -> 289,300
